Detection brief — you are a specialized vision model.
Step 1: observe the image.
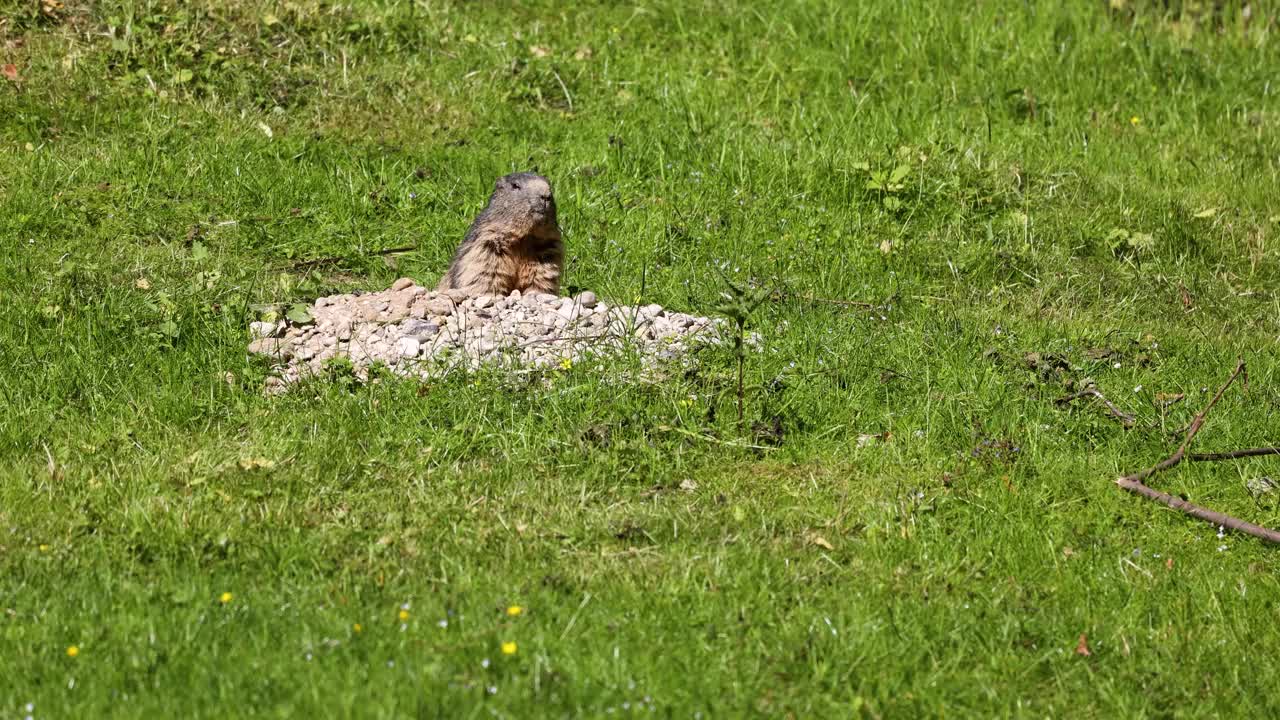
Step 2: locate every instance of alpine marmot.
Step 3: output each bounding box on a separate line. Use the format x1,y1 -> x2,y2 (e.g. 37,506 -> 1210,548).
438,172 -> 563,296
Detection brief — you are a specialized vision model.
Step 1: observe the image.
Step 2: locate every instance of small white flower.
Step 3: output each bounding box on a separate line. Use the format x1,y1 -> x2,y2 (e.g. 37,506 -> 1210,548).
481,658 -> 491,668
437,619 -> 448,628
487,685 -> 498,695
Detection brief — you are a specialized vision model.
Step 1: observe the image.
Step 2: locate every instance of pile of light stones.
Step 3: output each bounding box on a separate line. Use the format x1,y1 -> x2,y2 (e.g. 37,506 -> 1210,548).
248,278 -> 733,392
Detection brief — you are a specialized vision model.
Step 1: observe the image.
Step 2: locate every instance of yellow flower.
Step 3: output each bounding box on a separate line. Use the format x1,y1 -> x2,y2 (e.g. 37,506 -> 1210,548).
507,605 -> 523,617
398,609 -> 410,622
219,592 -> 233,604
66,645 -> 79,658
558,357 -> 573,371
353,623 -> 363,633
501,641 -> 517,655
38,544 -> 49,552
1130,116 -> 1141,126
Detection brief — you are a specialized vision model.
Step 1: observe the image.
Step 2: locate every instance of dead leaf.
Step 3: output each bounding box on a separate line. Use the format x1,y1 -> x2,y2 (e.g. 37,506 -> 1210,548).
1155,392 -> 1185,407
573,45 -> 593,60
679,479 -> 698,493
238,457 -> 276,471
1,64 -> 18,82
134,277 -> 151,290
1075,633 -> 1091,657
1165,557 -> 1174,570
805,532 -> 834,551
856,432 -> 889,448
1062,546 -> 1075,558
530,45 -> 551,58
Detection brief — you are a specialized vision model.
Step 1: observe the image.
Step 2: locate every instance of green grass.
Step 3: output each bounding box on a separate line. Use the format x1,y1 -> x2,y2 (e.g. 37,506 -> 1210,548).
3,0 -> 1280,716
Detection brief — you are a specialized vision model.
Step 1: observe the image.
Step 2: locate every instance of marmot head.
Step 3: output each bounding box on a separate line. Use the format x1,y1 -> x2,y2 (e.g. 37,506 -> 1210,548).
486,172 -> 558,236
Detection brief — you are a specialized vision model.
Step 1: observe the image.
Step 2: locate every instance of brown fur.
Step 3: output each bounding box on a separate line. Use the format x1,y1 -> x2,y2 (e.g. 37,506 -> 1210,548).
437,172 -> 564,296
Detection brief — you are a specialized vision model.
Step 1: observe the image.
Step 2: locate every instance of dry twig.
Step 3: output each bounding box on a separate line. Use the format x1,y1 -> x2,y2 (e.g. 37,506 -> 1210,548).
1189,448 -> 1280,462
1056,387 -> 1137,428
1115,359 -> 1280,544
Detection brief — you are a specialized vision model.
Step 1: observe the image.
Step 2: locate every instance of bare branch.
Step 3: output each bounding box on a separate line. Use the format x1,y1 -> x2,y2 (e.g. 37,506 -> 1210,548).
1189,448 -> 1280,462
1115,359 -> 1280,544
1115,478 -> 1280,543
1121,360 -> 1245,486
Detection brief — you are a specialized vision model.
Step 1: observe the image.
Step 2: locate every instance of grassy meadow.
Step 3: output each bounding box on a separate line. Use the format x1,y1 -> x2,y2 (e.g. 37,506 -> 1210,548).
3,0 -> 1280,716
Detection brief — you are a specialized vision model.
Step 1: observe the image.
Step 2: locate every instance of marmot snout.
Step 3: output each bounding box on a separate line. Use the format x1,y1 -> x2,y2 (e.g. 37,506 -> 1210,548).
438,172 -> 564,297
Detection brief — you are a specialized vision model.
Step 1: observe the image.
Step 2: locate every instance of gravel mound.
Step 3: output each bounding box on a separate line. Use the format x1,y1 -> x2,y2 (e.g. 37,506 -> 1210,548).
248,278 -> 731,392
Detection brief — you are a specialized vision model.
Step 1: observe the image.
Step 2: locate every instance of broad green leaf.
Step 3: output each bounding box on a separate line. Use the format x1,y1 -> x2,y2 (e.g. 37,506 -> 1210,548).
286,303 -> 313,325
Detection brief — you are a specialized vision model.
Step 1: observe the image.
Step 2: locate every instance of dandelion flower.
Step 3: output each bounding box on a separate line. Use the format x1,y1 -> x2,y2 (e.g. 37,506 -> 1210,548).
219,592 -> 233,604
1130,116 -> 1141,126
502,641 -> 518,655
66,645 -> 79,658
507,605 -> 523,617
353,623 -> 363,633
38,544 -> 49,552
398,609 -> 410,622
